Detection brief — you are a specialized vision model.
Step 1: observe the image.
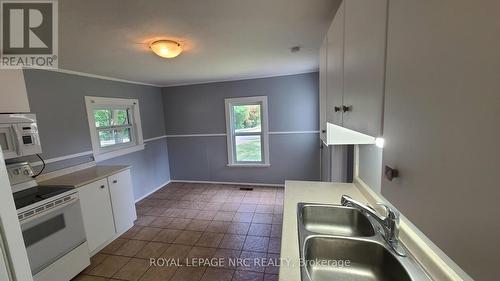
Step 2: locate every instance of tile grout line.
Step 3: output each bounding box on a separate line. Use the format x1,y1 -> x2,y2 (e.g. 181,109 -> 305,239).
79,182 -> 283,280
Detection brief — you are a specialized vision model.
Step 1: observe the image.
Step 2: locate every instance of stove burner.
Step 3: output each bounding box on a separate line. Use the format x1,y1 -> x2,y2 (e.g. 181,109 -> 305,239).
13,186 -> 74,210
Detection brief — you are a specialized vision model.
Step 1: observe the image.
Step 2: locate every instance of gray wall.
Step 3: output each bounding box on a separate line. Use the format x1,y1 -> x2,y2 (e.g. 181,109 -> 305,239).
21,69 -> 170,200
162,72 -> 320,184
357,144 -> 383,193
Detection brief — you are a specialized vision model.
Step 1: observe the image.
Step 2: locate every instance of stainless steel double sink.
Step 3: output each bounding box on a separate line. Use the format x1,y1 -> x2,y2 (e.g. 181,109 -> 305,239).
298,203 -> 432,281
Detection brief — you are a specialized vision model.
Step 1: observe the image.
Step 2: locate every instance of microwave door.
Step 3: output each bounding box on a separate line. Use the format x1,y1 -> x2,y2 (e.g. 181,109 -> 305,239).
0,126 -> 18,159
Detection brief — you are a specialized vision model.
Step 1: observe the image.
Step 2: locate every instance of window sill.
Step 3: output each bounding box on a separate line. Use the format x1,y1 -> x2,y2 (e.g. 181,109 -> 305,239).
94,144 -> 145,162
227,163 -> 271,168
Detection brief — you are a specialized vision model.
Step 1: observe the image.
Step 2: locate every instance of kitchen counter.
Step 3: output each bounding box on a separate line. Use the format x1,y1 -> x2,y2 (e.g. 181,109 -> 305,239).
279,180 -> 472,281
39,165 -> 130,187
279,181 -> 368,281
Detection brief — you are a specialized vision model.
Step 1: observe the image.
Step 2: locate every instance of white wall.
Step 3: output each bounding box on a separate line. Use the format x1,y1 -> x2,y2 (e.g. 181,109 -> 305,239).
356,144 -> 383,193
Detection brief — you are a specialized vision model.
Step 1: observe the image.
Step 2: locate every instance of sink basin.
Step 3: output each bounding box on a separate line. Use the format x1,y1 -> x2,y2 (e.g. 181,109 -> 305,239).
304,236 -> 411,281
297,203 -> 431,281
300,204 -> 375,237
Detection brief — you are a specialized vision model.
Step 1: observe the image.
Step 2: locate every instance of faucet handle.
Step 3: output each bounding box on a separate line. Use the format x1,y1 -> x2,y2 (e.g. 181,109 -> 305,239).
376,203 -> 399,220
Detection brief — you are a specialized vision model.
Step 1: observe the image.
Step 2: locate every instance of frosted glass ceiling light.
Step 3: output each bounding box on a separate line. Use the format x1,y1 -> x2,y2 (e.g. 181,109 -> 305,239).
150,40 -> 183,58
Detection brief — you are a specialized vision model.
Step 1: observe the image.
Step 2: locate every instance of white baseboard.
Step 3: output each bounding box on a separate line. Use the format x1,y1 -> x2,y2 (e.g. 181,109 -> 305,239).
171,179 -> 284,187
134,179 -> 171,202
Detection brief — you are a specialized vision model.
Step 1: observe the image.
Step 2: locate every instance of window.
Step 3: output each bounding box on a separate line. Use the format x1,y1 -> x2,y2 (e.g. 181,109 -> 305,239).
225,96 -> 269,167
85,96 -> 144,161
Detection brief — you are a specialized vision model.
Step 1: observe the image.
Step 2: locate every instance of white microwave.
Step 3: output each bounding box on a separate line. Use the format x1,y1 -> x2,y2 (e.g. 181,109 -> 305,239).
0,114 -> 42,159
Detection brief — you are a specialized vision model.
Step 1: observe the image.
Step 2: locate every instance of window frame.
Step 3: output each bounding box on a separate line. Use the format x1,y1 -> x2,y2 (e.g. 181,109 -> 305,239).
225,96 -> 270,167
85,96 -> 144,162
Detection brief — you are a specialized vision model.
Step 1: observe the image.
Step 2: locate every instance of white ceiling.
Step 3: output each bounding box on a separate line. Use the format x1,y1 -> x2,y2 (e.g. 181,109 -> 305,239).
59,0 -> 340,86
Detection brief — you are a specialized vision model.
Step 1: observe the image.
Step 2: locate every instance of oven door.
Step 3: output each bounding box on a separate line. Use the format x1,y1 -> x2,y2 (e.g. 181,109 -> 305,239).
20,199 -> 86,275
0,125 -> 18,160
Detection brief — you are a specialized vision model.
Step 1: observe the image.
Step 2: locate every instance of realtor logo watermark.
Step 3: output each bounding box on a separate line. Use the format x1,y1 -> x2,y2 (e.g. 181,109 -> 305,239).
1,0 -> 58,68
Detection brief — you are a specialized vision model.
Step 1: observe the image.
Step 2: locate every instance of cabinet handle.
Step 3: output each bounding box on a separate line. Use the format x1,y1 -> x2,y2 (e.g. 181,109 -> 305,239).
342,105 -> 352,112
100,185 -> 105,189
113,180 -> 118,184
334,106 -> 342,112
385,166 -> 399,181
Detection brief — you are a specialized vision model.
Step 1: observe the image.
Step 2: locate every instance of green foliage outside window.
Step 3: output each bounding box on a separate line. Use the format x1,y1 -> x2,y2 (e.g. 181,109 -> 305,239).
94,109 -> 128,128
233,105 -> 261,130
93,109 -> 131,147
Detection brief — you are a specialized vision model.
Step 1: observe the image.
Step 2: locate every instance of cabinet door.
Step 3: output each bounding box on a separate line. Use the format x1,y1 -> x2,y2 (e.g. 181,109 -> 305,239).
342,0 -> 387,136
107,169 -> 137,234
326,1 -> 344,126
78,178 -> 116,252
319,38 -> 328,142
382,1 -> 500,279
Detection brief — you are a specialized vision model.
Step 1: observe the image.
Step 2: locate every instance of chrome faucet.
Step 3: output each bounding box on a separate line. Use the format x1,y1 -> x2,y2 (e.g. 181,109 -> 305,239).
341,195 -> 406,256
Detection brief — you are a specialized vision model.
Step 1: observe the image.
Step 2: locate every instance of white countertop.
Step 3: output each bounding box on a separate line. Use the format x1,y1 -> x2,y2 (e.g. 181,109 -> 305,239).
39,165 -> 130,187
279,180 -> 368,281
278,180 -> 472,281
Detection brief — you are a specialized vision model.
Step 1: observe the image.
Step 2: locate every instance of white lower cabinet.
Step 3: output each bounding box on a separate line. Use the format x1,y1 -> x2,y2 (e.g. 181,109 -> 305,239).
78,169 -> 136,253
78,178 -> 116,253
107,169 -> 137,234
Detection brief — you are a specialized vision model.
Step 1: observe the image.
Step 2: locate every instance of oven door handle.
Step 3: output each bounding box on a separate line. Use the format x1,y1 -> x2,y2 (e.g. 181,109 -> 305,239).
20,197 -> 79,225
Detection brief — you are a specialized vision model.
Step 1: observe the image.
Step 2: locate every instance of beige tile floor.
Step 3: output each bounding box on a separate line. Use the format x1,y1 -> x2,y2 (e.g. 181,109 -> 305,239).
73,182 -> 283,281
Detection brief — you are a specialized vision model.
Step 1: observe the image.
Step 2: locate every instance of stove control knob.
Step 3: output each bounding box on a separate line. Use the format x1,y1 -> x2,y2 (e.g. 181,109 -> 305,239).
13,169 -> 20,175
23,170 -> 30,175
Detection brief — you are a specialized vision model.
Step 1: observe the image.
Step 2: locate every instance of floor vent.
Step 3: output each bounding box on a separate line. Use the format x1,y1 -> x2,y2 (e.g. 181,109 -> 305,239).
239,187 -> 253,191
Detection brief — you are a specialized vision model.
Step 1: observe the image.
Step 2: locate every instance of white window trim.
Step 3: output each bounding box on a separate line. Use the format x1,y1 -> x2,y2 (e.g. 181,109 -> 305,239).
225,96 -> 270,167
85,96 -> 144,162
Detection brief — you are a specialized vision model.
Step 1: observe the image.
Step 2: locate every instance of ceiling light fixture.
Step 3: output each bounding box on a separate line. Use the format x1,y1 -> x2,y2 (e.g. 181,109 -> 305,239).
149,40 -> 183,58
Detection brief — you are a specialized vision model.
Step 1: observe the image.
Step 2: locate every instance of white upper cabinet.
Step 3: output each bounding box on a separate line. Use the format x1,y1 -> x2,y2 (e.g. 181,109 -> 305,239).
0,70 -> 30,113
319,0 -> 387,143
342,0 -> 387,137
326,1 -> 344,127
